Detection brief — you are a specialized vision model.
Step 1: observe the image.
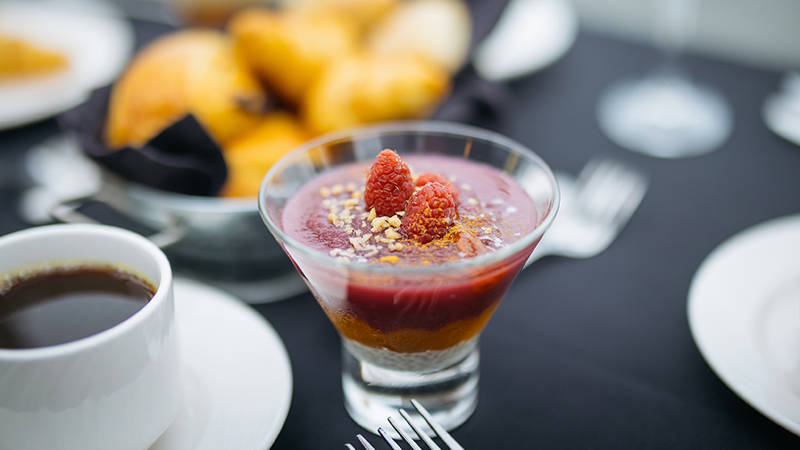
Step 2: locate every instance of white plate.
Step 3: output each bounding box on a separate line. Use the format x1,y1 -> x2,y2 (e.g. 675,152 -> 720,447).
150,278 -> 293,449
472,0 -> 578,81
0,0 -> 134,130
688,215 -> 800,436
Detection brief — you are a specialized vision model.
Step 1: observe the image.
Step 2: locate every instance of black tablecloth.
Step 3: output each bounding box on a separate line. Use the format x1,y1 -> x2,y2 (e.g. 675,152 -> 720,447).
2,19 -> 800,450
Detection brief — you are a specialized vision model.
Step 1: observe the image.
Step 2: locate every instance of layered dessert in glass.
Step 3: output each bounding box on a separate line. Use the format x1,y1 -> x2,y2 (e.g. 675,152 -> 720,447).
259,122 -> 559,434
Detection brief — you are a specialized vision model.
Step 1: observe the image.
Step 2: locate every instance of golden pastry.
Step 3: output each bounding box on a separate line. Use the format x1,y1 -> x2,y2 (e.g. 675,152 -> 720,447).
221,112 -> 309,198
303,53 -> 449,134
367,0 -> 472,74
0,33 -> 68,80
228,8 -> 359,105
286,0 -> 398,29
106,29 -> 266,149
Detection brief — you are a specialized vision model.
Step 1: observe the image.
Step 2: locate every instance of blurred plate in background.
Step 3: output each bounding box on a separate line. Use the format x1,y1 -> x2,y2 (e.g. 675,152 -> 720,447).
0,0 -> 133,130
472,0 -> 578,81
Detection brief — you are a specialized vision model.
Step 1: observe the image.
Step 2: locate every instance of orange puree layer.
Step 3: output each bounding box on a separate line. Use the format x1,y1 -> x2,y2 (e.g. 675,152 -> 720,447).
324,301 -> 500,353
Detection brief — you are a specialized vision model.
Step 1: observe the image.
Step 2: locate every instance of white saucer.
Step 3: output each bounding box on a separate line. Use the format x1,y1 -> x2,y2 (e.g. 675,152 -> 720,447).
0,0 -> 134,130
688,215 -> 800,436
150,278 -> 293,449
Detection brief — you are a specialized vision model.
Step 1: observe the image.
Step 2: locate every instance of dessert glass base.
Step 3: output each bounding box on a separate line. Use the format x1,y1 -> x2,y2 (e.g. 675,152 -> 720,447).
342,338 -> 479,436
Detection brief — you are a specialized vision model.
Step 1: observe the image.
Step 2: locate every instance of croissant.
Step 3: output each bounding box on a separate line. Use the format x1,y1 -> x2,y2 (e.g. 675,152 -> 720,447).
229,8 -> 359,105
106,29 -> 267,149
303,53 -> 450,134
221,112 -> 309,198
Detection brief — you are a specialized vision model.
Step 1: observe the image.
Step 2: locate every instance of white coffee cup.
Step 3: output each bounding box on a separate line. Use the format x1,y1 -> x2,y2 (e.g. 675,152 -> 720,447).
0,224 -> 181,450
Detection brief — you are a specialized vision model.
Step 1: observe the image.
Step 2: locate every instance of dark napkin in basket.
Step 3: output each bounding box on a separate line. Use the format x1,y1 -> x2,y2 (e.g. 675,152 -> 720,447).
58,86 -> 228,197
433,64 -> 511,125
433,0 -> 511,125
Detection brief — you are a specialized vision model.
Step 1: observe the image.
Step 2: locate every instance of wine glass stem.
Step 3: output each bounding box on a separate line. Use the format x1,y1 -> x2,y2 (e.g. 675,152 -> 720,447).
653,0 -> 696,78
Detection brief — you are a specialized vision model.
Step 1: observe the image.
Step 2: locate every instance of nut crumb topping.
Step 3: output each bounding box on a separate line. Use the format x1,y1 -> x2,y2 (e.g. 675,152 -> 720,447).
385,228 -> 401,240
314,155 -> 520,265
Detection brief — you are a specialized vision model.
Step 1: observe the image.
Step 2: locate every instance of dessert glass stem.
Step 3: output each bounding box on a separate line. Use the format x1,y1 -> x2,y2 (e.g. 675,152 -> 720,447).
342,338 -> 480,437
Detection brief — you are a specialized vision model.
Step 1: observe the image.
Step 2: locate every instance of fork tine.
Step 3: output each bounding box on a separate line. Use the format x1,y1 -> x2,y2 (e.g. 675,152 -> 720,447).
345,444 -> 357,450
580,159 -> 647,225
387,417 -> 423,450
378,427 -> 405,450
357,434 -> 376,450
576,160 -> 617,215
595,173 -> 641,224
601,164 -> 647,226
399,409 -> 442,450
411,399 -> 465,450
615,177 -> 647,224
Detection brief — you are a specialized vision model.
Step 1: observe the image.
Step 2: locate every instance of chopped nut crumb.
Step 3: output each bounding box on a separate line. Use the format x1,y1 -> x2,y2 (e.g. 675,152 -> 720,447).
351,190 -> 361,200
371,217 -> 389,233
328,212 -> 339,225
344,198 -> 359,208
331,184 -> 344,195
345,182 -> 356,192
337,256 -> 350,263
389,242 -> 404,251
396,211 -> 405,216
367,208 -> 377,222
387,215 -> 402,228
349,236 -> 364,250
380,255 -> 399,263
467,198 -> 479,206
320,187 -> 331,197
384,228 -> 401,240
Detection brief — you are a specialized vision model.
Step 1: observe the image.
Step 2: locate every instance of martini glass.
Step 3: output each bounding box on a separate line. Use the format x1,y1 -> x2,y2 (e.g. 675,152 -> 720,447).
258,122 -> 559,434
596,0 -> 733,158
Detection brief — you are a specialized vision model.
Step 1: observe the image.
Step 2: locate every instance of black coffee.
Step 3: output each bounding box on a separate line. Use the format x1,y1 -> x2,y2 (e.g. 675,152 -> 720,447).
0,266 -> 155,349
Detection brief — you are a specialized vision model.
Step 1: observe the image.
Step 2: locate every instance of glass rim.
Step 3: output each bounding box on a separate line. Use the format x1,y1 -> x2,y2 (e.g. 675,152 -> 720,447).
257,120 -> 560,276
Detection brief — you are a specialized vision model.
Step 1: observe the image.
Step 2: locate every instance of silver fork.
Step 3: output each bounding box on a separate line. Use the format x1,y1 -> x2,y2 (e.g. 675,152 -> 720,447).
346,400 -> 464,450
525,158 -> 648,267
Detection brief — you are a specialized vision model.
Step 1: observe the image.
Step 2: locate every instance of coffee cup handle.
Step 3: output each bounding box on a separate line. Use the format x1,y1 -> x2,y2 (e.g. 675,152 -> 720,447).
50,194 -> 187,249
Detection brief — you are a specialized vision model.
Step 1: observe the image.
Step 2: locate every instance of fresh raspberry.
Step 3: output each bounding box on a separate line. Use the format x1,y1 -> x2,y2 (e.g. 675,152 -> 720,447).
415,173 -> 459,203
364,149 -> 415,217
401,182 -> 459,244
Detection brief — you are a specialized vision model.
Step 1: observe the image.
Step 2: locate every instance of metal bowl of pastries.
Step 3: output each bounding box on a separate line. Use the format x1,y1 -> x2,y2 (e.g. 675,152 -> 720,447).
50,0 -> 472,302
